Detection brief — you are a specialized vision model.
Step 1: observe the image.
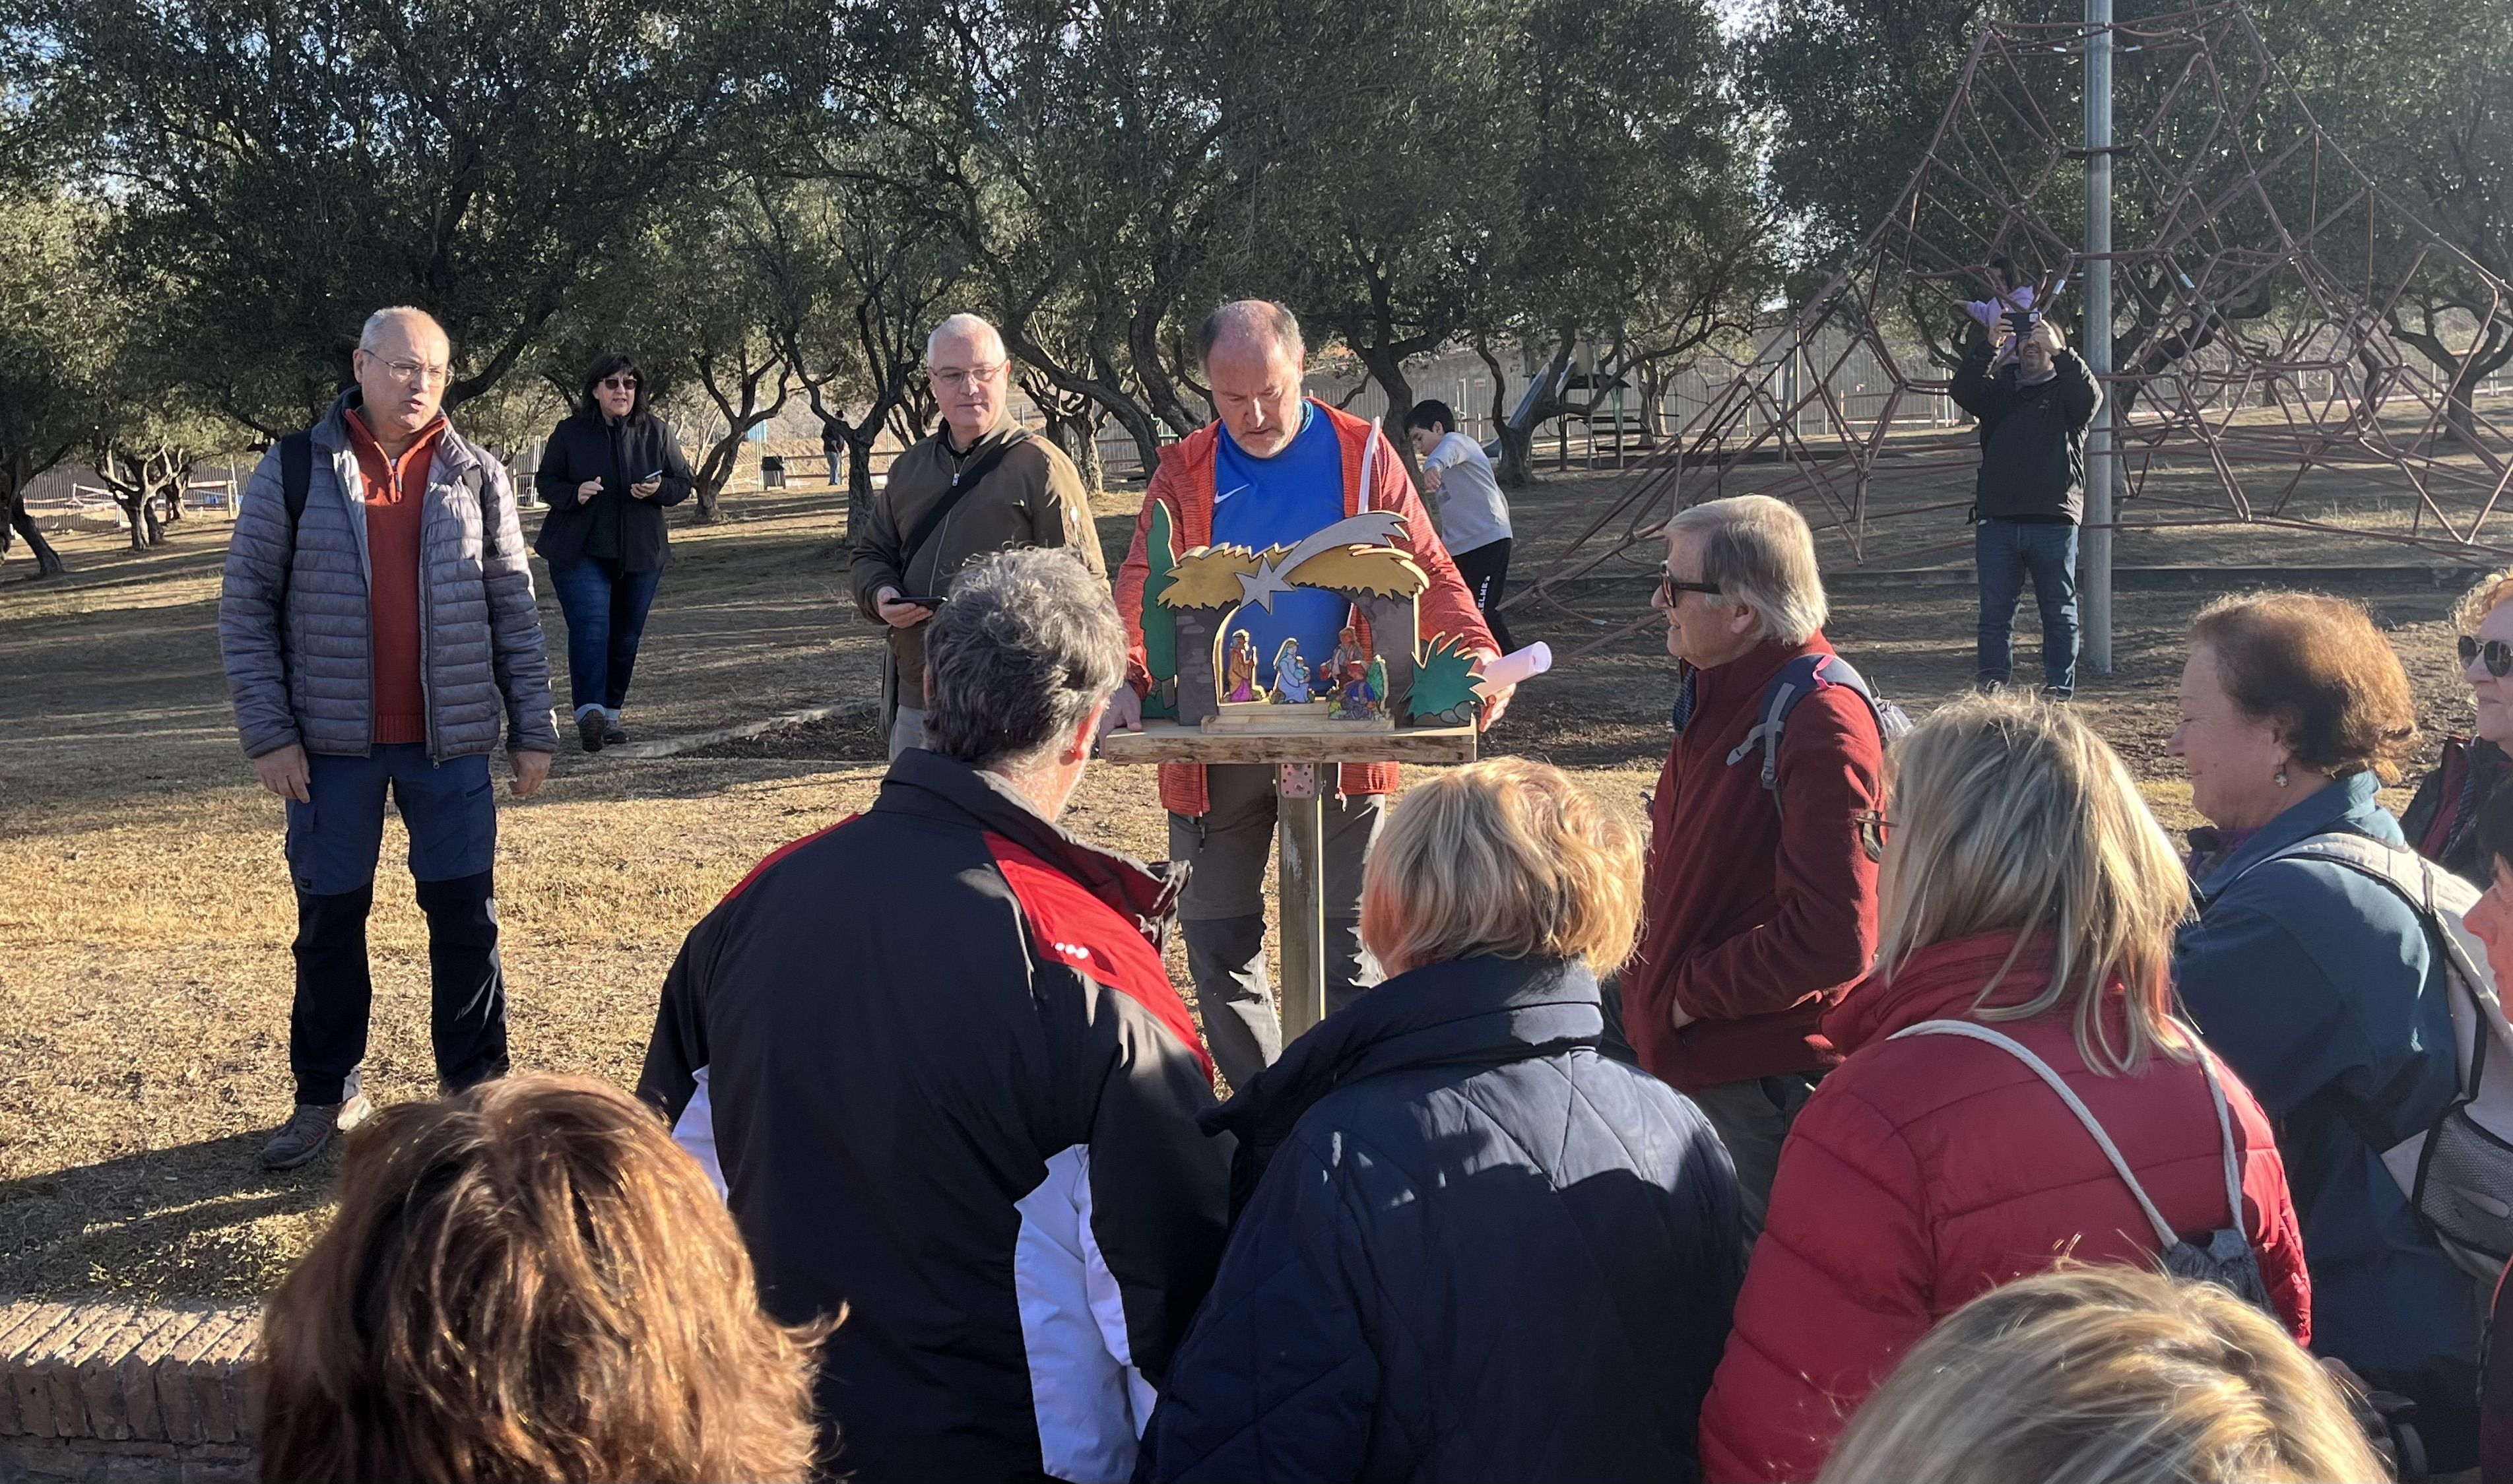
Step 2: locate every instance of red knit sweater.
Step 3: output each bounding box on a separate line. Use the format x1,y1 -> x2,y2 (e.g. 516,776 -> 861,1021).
1621,635 -> 1884,1091
344,410 -> 444,747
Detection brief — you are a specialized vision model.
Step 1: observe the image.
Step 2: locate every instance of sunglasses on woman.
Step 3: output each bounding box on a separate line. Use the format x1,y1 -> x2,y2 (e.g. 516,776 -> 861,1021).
600,376 -> 639,391
2462,634 -> 2513,678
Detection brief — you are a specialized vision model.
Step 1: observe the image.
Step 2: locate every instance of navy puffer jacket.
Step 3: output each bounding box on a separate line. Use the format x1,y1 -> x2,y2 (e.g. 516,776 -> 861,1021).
1142,955 -> 1742,1484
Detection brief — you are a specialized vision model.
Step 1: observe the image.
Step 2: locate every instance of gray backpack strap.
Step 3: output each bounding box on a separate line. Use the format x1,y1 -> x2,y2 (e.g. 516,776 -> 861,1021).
1726,677 -> 1804,792
1891,1019 -> 2180,1249
2189,1036 -> 2250,1240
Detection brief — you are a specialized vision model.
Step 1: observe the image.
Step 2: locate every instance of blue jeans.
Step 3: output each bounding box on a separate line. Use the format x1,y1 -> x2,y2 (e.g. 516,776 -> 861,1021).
283,745 -> 506,1104
1975,518 -> 2079,697
548,557 -> 665,717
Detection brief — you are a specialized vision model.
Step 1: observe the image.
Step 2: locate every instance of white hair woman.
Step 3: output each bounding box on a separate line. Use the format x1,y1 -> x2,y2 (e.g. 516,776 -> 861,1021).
1144,759 -> 1742,1483
1697,692 -> 2310,1484
1819,1267 -> 2381,1484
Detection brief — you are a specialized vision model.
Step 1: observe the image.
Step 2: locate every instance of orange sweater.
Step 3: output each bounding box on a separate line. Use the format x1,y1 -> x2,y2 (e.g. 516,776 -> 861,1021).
344,410 -> 445,746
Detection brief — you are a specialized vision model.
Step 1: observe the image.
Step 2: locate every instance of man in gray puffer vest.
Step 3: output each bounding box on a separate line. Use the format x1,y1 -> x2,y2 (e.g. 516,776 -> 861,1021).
219,306 -> 557,1170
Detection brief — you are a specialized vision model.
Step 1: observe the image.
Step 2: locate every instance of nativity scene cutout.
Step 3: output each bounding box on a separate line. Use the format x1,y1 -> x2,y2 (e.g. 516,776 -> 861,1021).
1136,509 -> 1484,734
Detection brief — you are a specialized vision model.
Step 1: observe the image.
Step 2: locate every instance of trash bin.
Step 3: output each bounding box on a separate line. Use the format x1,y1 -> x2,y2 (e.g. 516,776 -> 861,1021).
760,455 -> 785,490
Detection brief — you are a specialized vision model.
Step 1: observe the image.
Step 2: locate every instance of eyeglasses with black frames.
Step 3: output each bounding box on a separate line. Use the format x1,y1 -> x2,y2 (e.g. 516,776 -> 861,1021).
1658,569 -> 1722,603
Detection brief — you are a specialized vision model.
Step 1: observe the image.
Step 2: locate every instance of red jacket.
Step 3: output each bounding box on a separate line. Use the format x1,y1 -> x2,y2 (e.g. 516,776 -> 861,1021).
1696,932 -> 2312,1484
1623,635 -> 1883,1089
1110,400 -> 1494,817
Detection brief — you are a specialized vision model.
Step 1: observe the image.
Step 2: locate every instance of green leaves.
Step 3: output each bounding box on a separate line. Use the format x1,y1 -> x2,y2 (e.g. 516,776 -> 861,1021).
14,0 -> 786,430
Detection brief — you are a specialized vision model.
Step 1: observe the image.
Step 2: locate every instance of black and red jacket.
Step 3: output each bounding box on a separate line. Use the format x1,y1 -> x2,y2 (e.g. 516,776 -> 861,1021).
638,748 -> 1231,1483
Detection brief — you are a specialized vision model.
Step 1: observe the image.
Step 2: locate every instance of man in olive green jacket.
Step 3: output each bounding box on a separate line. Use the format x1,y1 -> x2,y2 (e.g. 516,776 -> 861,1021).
853,313 -> 1105,756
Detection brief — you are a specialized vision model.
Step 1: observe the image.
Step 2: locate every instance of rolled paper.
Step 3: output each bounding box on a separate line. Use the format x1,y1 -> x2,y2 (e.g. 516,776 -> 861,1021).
1478,641 -> 1553,689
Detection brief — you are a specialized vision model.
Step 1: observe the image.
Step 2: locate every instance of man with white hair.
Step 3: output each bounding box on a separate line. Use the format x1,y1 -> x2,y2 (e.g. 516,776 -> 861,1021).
219,306 -> 556,1170
1107,299 -> 1507,1087
852,312 -> 1103,758
1622,494 -> 1886,1247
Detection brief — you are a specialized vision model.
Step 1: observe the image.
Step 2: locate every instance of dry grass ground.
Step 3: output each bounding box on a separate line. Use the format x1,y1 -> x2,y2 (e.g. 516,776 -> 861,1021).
0,468 -> 2487,1303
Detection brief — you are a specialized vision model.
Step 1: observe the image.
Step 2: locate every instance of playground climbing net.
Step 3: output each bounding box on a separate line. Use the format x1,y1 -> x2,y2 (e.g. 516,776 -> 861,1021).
1516,2 -> 2513,629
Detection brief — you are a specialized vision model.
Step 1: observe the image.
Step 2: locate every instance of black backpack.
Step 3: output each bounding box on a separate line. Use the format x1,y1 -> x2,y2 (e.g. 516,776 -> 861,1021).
269,429 -> 485,608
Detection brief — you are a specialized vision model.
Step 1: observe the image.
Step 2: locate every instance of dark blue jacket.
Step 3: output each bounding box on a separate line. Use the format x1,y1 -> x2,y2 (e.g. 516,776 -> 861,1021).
1142,955 -> 1741,1483
2175,773 -> 2482,1392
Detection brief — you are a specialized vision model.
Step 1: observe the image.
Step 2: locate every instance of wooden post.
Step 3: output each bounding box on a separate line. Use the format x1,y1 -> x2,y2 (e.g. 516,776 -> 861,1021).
1099,723 -> 1479,1054
1276,762 -> 1328,1038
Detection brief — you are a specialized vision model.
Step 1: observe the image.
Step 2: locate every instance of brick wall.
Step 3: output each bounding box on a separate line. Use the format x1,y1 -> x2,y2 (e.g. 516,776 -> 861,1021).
0,1300 -> 257,1484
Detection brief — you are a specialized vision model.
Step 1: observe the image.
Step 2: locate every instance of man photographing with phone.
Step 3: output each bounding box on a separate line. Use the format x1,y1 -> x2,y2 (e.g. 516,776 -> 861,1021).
1951,299 -> 2101,699
853,313 -> 1103,759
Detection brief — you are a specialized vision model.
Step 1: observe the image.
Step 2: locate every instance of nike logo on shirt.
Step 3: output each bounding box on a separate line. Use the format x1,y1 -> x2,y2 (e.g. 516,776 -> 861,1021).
1214,483 -> 1250,505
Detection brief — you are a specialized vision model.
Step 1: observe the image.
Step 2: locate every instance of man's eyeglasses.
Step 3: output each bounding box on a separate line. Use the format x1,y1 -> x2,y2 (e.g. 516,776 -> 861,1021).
600,376 -> 639,392
930,362 -> 1007,389
2463,634 -> 2513,678
1658,568 -> 1721,602
1853,808 -> 1894,863
367,355 -> 451,387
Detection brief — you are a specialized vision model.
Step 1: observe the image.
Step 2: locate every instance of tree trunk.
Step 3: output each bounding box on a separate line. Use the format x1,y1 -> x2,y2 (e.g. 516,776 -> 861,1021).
1128,315 -> 1205,439
845,426 -> 882,544
1002,324 -> 1167,484
5,490 -> 65,577
1474,338 -> 1526,488
1069,413 -> 1105,496
1490,334 -> 1577,490
2446,331 -> 2513,441
692,431 -> 748,523
1355,345 -> 1421,484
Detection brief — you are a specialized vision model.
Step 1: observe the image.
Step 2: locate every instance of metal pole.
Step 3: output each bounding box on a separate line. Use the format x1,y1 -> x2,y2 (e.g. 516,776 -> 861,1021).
2082,0 -> 2116,674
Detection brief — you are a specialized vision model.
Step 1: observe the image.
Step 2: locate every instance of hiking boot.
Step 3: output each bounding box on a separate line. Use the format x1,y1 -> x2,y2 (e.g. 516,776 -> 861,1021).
601,721 -> 628,746
260,1093 -> 373,1171
577,710 -> 606,752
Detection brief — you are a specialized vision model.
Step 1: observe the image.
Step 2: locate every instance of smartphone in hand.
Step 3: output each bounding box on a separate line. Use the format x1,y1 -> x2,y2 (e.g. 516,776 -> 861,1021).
888,595 -> 947,608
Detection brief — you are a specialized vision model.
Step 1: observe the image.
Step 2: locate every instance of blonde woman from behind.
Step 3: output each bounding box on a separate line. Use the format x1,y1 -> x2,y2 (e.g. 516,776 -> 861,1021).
1820,1267 -> 2384,1484
1697,692 -> 2312,1484
1143,758 -> 1744,1483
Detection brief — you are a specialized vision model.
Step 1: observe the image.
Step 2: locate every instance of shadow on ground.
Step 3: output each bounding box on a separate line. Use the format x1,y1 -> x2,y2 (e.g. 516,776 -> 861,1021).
0,1134 -> 335,1302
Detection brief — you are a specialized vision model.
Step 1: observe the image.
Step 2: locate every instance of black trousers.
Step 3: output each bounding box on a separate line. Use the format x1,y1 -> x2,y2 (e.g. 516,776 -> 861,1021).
288,869 -> 509,1106
1452,537 -> 1517,653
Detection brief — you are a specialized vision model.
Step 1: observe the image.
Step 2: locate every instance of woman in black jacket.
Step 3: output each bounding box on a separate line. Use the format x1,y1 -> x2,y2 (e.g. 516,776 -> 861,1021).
1143,758 -> 1742,1484
534,354 -> 694,751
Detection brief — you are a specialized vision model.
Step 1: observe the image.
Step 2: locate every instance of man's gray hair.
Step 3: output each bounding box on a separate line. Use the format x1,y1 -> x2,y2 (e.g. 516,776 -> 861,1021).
1198,300 -> 1305,370
925,549 -> 1126,769
358,306 -> 447,353
927,312 -> 1007,366
1664,494 -> 1828,645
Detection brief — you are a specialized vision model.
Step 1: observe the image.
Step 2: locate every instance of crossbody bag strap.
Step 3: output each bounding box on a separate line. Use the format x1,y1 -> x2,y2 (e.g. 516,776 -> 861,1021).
1891,1019 -> 2180,1250
2184,1028 -> 2250,1237
899,432 -> 1028,586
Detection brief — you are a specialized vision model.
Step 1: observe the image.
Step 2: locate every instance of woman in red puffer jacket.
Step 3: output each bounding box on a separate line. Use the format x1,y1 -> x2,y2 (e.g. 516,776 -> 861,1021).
1697,692 -> 2311,1484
